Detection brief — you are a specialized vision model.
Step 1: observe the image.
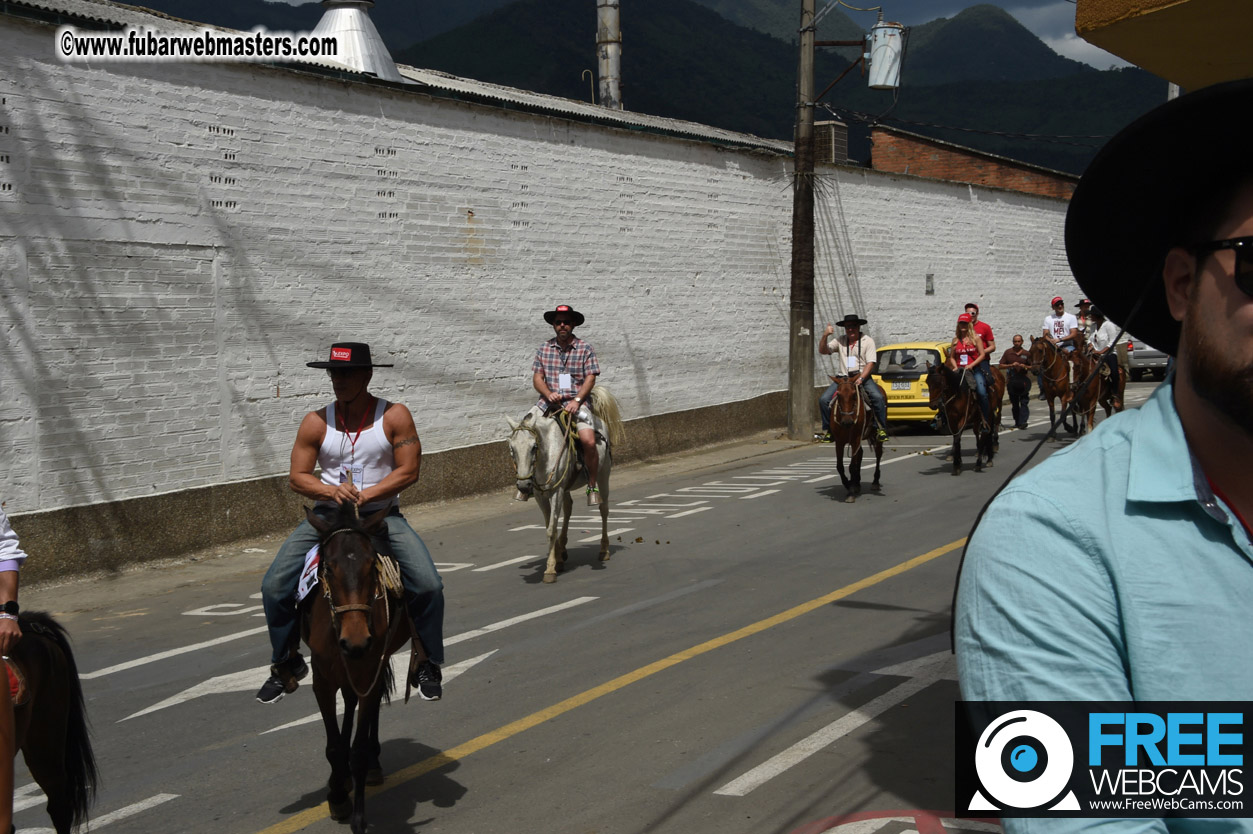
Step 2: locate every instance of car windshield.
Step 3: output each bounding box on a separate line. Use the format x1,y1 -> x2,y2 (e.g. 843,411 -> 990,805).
877,348 -> 940,373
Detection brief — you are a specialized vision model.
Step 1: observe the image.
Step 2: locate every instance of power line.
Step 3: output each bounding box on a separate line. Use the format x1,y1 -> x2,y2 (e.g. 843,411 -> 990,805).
823,104 -> 1111,147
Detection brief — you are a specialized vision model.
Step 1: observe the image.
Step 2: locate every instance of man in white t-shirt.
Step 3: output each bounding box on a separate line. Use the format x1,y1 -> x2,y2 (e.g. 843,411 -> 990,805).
1043,296 -> 1081,351
817,313 -> 888,442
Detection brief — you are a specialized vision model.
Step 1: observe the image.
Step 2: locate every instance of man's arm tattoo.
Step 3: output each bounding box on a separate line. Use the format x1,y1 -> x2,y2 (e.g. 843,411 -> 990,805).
394,435 -> 419,450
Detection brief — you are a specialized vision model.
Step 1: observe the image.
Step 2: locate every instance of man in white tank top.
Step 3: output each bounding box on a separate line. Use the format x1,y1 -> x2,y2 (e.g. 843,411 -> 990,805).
257,343 -> 446,704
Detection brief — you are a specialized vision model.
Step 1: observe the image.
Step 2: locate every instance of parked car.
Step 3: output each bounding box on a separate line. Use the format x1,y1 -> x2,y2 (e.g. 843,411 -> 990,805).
1126,337 -> 1168,381
871,342 -> 950,422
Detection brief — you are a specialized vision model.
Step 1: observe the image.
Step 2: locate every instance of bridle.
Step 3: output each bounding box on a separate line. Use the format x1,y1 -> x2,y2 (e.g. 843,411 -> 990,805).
830,376 -> 866,429
509,410 -> 579,492
318,525 -> 393,698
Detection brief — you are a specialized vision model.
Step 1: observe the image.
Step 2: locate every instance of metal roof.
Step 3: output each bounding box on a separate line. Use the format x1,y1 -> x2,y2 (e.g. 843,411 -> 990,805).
4,0 -> 792,154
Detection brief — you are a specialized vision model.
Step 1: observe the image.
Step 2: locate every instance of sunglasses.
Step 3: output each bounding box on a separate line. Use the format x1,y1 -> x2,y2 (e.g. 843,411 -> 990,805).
552,320 -> 575,327
1194,236 -> 1253,296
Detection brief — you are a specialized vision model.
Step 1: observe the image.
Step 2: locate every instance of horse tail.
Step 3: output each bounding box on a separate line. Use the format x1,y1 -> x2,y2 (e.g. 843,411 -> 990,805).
23,611 -> 99,828
588,385 -> 625,449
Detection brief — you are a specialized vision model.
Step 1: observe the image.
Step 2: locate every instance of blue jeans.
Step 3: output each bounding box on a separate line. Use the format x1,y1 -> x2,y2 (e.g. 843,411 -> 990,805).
261,506 -> 445,665
970,363 -> 991,421
819,379 -> 887,432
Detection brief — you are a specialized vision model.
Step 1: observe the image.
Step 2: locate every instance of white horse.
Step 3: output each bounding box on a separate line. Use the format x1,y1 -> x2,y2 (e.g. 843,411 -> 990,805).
505,386 -> 625,583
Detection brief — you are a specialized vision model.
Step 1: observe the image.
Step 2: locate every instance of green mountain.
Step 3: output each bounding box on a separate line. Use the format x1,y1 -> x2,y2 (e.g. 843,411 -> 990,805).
401,0 -> 1164,173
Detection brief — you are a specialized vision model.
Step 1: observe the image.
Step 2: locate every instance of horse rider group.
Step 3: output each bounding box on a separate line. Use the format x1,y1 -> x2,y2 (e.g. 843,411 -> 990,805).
255,304 -> 604,706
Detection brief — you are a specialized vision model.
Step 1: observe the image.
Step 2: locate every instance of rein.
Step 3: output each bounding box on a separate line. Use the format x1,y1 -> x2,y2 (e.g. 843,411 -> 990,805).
830,377 -> 866,430
318,526 -> 396,699
1032,339 -> 1068,389
511,407 -> 580,492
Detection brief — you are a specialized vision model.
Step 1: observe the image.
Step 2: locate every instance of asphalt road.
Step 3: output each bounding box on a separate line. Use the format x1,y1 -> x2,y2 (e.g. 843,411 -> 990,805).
19,382 -> 1161,834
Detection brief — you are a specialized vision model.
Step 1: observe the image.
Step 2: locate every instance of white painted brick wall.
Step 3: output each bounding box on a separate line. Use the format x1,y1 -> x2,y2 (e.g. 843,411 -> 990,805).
0,12 -> 1078,515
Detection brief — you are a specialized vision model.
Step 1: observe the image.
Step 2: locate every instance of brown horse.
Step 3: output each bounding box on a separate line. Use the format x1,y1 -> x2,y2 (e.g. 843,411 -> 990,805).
925,362 -> 1000,475
302,504 -> 415,834
1027,336 -> 1073,438
1067,349 -> 1100,435
1097,355 -> 1126,418
826,376 -> 883,502
8,612 -> 98,834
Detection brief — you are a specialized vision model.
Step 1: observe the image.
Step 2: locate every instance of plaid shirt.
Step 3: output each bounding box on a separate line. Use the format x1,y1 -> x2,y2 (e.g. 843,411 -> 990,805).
533,336 -> 600,409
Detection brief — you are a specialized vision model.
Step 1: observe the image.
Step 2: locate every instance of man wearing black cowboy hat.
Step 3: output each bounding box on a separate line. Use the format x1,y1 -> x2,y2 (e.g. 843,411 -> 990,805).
958,80 -> 1253,754
256,343 -> 446,704
528,305 -> 605,505
818,314 -> 888,442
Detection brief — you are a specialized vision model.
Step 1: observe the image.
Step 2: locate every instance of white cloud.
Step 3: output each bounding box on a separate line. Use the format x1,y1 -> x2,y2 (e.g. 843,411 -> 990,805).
1005,1 -> 1077,39
1042,32 -> 1133,69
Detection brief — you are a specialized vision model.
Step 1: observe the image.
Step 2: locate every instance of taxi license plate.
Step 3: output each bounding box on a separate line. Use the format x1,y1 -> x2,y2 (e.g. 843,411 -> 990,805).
891,381 -> 912,390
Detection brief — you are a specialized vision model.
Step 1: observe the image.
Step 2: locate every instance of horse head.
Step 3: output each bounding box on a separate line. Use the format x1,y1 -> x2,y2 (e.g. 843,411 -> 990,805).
506,413 -> 541,494
306,503 -> 390,659
506,412 -> 569,495
1027,336 -> 1051,369
829,376 -> 862,428
924,362 -> 946,410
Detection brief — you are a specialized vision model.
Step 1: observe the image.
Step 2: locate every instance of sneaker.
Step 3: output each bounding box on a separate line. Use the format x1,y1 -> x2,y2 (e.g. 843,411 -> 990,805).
820,433 -> 833,443
587,487 -> 601,507
875,428 -> 888,442
255,654 -> 308,704
412,660 -> 442,701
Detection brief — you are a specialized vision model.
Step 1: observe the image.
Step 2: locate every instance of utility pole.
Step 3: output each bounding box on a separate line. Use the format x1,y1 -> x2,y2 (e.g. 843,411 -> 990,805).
787,0 -> 816,440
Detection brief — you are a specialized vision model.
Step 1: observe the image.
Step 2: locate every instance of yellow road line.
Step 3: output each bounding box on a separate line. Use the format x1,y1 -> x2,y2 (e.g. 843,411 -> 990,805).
252,537 -> 965,834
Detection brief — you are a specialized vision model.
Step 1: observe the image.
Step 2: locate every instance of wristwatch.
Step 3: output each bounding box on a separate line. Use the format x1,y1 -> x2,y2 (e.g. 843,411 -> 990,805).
0,600 -> 17,615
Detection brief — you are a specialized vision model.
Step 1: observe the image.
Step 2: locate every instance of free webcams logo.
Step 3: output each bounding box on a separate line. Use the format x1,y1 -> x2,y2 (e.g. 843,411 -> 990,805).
957,702 -> 1248,818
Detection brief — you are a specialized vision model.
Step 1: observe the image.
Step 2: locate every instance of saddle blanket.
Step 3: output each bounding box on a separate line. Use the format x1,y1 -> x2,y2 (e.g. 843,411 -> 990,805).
297,544 -> 320,603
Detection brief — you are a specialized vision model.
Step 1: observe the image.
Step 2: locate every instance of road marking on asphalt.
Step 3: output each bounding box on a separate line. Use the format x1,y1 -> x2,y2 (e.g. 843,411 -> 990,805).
804,445 -> 950,482
666,506 -> 713,519
578,528 -> 632,543
261,651 -> 498,734
13,782 -> 43,813
24,793 -> 180,833
247,538 -> 966,834
740,489 -> 780,499
473,554 -> 543,572
714,651 -> 956,796
121,598 -> 598,721
81,626 -> 269,680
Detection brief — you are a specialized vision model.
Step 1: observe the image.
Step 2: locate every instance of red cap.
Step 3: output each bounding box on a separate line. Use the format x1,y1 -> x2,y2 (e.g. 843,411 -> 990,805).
1051,296 -> 1064,306
957,313 -> 973,323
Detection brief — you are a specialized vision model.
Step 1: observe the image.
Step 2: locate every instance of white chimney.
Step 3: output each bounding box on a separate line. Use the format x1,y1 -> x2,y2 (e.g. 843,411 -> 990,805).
311,0 -> 404,83
596,0 -> 623,109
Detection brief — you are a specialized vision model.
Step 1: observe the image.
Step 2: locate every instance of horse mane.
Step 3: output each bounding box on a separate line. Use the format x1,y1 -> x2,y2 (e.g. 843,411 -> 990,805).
588,385 -> 626,449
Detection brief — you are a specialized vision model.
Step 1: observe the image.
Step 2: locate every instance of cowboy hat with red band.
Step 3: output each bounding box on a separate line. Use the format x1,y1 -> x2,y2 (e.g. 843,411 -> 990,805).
306,342 -> 394,369
543,304 -> 585,327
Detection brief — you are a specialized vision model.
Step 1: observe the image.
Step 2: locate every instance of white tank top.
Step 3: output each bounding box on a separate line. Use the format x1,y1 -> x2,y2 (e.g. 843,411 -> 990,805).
316,398 -> 397,513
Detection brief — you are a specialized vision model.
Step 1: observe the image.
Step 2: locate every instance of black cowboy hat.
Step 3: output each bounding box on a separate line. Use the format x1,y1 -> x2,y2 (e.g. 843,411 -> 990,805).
835,313 -> 868,328
543,304 -> 585,327
306,342 -> 394,369
1066,78 -> 1253,356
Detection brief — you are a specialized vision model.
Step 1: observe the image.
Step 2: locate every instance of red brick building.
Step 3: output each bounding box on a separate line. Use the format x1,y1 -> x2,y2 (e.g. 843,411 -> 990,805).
870,125 -> 1078,200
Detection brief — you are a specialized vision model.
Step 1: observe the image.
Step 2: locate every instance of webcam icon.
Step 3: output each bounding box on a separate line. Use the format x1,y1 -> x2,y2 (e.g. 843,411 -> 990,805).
970,709 -> 1080,811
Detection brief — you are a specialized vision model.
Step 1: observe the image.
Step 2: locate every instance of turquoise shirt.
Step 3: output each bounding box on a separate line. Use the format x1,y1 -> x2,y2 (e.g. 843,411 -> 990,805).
956,378 -> 1253,834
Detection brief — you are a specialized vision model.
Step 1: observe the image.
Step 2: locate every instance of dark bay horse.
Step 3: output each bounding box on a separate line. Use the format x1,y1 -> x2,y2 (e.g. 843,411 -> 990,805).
1027,336 -> 1073,438
302,504 -> 413,834
1097,355 -> 1126,418
8,612 -> 98,834
826,375 -> 883,502
925,362 -> 1000,475
1068,349 -> 1102,435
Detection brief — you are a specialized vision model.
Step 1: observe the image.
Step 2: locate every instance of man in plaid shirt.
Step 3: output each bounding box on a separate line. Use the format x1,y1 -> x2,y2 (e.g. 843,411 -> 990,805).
530,304 -> 605,506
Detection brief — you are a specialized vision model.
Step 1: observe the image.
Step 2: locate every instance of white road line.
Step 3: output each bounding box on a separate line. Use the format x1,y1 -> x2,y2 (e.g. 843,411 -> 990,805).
444,596 -> 598,645
714,652 -> 954,796
618,499 -> 708,509
261,651 -> 498,734
81,626 -> 269,680
804,473 -> 840,483
740,489 -> 780,500
25,794 -> 180,833
578,528 -> 632,543
434,562 -> 475,573
125,599 -> 598,721
667,506 -> 713,519
14,782 -> 44,813
473,554 -> 544,572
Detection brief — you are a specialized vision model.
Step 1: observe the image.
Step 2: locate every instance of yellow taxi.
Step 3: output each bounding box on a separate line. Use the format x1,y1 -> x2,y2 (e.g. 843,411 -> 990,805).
871,341 -> 951,422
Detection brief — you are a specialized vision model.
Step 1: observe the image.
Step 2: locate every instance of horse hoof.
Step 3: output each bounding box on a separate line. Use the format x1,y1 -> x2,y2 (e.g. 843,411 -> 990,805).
328,798 -> 352,821
543,573 -> 557,584
871,484 -> 882,493
951,468 -> 961,476
844,495 -> 856,504
366,768 -> 384,786
600,552 -> 611,562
